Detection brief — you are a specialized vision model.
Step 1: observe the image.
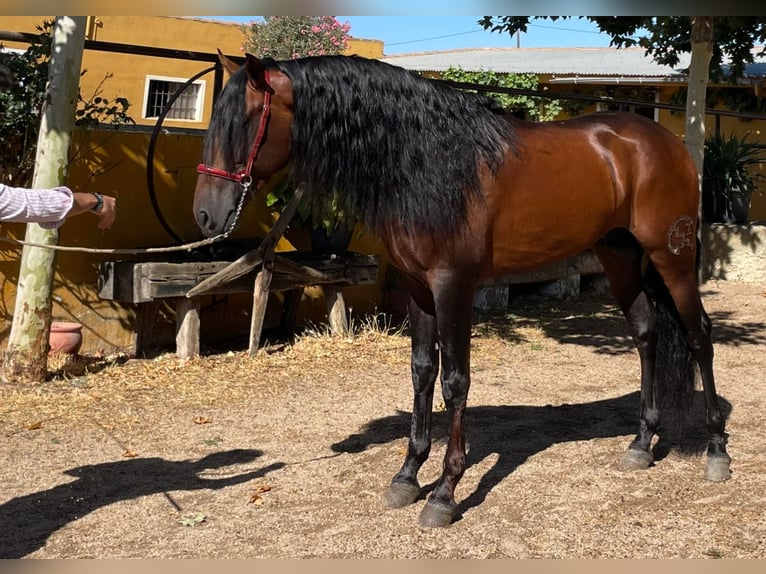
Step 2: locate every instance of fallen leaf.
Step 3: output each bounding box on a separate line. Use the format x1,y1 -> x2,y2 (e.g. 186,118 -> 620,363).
249,494 -> 264,505
193,416 -> 212,425
179,513 -> 206,526
254,483 -> 272,494
25,421 -> 43,431
122,450 -> 139,458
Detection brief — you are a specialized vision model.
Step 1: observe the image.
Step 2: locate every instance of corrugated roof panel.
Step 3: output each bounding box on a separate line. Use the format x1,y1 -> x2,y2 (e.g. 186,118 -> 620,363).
381,46 -> 766,79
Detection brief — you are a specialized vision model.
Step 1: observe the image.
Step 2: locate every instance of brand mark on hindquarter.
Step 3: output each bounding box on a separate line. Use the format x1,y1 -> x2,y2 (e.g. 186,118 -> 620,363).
667,216 -> 695,255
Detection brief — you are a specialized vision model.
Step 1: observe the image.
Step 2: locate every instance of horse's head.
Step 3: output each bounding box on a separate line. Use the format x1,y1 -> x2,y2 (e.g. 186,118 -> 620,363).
193,51 -> 293,237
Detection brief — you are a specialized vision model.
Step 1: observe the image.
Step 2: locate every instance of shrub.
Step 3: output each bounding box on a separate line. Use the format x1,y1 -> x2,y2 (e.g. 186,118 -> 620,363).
702,131 -> 766,223
241,16 -> 350,60
0,21 -> 134,186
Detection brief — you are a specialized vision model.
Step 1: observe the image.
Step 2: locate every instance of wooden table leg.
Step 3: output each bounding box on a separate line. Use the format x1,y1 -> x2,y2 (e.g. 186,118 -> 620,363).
134,300 -> 161,357
175,297 -> 201,359
248,265 -> 274,355
324,284 -> 349,336
279,287 -> 304,334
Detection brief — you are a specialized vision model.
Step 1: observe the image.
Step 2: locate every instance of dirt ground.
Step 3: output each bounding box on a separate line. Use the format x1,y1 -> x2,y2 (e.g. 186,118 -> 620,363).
1,278 -> 765,559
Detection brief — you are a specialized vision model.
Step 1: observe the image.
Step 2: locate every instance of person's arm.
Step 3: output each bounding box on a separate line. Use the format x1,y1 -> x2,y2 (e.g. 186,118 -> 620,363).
0,183 -> 116,229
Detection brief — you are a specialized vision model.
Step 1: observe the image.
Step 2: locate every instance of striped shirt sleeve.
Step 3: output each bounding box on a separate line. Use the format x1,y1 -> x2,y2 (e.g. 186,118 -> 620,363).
0,183 -> 74,229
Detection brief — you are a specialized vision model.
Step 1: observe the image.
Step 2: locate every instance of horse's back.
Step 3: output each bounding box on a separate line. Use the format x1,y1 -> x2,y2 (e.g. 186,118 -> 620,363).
480,112 -> 699,276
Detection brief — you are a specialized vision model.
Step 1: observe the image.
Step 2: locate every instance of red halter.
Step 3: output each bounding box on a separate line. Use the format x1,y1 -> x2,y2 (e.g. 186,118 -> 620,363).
196,70 -> 272,190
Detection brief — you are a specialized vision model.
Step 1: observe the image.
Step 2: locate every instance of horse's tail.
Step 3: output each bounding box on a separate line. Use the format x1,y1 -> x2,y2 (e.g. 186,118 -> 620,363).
644,259 -> 697,434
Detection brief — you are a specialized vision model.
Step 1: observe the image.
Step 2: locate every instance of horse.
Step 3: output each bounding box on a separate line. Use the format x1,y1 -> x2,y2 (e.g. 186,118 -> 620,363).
193,52 -> 732,528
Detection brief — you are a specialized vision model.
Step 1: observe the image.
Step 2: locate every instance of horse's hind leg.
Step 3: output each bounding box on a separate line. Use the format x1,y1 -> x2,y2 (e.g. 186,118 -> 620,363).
384,295 -> 439,509
593,231 -> 659,470
645,249 -> 731,481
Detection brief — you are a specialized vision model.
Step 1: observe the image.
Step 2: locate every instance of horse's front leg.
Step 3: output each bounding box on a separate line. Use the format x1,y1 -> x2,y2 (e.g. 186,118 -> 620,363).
384,296 -> 439,508
418,273 -> 475,528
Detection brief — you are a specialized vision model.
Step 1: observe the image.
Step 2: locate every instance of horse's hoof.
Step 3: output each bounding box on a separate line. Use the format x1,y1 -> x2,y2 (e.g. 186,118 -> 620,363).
418,501 -> 456,528
383,481 -> 420,508
618,448 -> 654,471
704,455 -> 732,482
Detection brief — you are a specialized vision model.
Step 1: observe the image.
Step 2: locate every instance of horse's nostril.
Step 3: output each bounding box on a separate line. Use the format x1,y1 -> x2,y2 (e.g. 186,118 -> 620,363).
197,209 -> 210,228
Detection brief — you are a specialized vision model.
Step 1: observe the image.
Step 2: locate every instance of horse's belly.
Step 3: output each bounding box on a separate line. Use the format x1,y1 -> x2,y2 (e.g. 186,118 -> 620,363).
483,201 -> 618,278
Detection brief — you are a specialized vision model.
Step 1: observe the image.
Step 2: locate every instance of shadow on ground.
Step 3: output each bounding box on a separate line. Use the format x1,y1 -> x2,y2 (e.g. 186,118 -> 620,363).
472,294 -> 766,354
0,449 -> 283,559
333,390 -> 731,522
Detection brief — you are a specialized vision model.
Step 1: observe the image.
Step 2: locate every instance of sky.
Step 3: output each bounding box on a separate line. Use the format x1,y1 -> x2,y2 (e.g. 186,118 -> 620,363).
200,16 -> 619,55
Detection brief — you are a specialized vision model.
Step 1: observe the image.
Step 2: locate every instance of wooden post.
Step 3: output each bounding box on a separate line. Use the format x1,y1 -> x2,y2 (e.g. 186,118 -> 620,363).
3,17 -> 86,382
324,285 -> 349,335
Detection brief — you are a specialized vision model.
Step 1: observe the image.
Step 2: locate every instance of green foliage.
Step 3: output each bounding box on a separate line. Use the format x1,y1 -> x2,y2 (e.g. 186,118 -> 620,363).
241,16 -> 351,60
440,66 -> 561,121
479,17 -> 766,83
266,175 -> 353,235
702,131 -> 766,223
0,20 -> 134,186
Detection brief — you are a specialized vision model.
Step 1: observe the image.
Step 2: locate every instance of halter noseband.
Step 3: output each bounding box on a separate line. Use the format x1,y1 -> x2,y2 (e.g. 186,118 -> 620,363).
196,70 -> 273,192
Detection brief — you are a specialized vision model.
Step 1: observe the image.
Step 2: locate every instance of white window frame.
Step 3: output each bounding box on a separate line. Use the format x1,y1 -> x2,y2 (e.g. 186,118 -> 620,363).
142,75 -> 206,123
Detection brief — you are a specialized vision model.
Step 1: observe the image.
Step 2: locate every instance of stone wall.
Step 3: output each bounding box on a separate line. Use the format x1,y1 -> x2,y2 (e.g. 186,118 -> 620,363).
701,222 -> 766,284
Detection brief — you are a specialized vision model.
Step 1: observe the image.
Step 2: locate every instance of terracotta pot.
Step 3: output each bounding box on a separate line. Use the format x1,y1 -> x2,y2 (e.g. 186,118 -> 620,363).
49,321 -> 83,355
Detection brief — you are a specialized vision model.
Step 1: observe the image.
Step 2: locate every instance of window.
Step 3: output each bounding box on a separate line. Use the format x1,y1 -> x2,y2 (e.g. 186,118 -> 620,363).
143,76 -> 205,122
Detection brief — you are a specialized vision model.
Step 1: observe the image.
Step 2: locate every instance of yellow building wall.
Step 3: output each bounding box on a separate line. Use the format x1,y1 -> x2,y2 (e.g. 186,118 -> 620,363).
0,125 -> 388,353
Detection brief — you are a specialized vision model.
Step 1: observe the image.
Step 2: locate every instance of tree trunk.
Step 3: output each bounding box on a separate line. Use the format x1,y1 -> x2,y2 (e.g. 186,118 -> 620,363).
685,17 -> 713,177
685,16 -> 713,280
3,17 -> 85,383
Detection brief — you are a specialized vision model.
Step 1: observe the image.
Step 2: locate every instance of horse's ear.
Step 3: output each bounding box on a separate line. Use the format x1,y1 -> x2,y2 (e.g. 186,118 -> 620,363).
217,49 -> 241,76
244,53 -> 275,94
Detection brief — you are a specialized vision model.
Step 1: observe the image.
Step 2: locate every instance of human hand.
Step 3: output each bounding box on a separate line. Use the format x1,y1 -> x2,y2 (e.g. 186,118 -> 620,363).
69,191 -> 117,229
93,194 -> 117,230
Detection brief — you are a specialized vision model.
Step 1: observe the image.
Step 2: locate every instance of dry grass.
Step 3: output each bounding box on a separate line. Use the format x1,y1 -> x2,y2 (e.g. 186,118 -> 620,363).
0,311 -> 413,437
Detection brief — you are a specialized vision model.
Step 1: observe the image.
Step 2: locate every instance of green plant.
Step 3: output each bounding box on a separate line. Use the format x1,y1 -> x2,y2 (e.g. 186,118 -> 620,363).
701,131 -> 766,223
266,176 -> 355,235
0,20 -> 134,186
440,66 -> 562,122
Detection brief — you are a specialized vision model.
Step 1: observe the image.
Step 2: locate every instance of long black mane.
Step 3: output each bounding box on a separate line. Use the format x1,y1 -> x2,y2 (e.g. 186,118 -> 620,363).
203,69 -> 254,173
210,55 -> 518,236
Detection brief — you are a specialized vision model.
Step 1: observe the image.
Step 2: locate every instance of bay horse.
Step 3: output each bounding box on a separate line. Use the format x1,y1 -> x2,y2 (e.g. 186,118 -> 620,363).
193,52 -> 732,528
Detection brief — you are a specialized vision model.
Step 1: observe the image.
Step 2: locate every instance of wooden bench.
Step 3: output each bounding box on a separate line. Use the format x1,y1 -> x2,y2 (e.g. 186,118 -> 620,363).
473,251 -> 606,309
98,251 -> 379,359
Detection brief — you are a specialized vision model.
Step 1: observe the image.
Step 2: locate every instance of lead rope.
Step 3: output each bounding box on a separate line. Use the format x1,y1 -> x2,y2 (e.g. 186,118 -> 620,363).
0,180 -> 291,255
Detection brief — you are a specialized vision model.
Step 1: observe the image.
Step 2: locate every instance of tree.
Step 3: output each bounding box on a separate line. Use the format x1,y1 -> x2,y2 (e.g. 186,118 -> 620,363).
241,16 -> 350,60
1,19 -> 134,382
4,17 -> 86,383
1,20 -> 134,186
479,17 -> 766,220
440,66 -> 562,121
